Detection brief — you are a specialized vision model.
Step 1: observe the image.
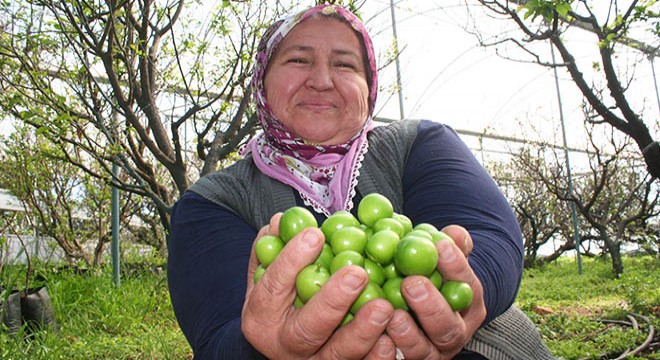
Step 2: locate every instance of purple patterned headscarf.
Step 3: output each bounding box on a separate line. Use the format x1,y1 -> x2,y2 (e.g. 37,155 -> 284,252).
244,4 -> 378,216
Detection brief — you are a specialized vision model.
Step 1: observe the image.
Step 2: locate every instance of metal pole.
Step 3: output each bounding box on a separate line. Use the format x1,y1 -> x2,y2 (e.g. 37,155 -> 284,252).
551,42 -> 582,274
389,0 -> 405,120
111,162 -> 121,286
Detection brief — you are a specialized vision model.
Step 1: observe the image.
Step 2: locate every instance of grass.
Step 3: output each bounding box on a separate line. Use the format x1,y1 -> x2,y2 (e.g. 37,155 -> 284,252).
517,255 -> 660,360
0,255 -> 658,359
1,262 -> 192,359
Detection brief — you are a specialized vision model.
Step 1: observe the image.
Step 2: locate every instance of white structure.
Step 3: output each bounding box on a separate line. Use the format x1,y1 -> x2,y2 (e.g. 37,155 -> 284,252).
0,189 -> 25,212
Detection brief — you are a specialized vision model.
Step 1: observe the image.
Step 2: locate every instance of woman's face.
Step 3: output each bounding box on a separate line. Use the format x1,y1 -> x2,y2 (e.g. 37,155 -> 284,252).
264,16 -> 370,145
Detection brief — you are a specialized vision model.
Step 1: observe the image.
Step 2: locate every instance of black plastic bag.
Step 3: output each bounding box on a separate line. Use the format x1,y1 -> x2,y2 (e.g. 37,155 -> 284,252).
1,286 -> 57,337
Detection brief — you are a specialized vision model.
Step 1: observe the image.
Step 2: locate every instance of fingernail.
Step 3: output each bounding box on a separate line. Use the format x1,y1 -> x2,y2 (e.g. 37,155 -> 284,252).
341,271 -> 365,292
439,241 -> 456,263
404,279 -> 428,301
380,346 -> 394,357
370,307 -> 390,326
389,318 -> 411,336
301,229 -> 321,250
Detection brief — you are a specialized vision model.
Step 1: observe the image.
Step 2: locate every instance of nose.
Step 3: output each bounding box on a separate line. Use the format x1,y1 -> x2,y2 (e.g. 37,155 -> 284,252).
305,62 -> 333,91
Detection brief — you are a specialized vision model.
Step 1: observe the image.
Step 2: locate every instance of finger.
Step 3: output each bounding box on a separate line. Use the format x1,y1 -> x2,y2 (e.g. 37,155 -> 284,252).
364,334 -> 397,360
386,308 -> 439,359
437,242 -> 486,320
429,240 -> 487,353
440,225 -> 472,256
246,227 -> 325,320
257,212 -> 283,240
436,239 -> 474,283
406,276 -> 468,352
436,240 -> 486,329
321,298 -> 394,359
268,212 -> 283,236
284,265 -> 369,353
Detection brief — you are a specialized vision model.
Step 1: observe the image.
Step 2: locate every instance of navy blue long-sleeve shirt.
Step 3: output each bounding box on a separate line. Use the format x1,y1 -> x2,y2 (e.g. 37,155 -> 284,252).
167,120 -> 524,359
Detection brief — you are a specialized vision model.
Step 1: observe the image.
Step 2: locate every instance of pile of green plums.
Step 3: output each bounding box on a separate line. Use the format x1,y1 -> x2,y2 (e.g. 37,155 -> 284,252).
254,193 -> 474,324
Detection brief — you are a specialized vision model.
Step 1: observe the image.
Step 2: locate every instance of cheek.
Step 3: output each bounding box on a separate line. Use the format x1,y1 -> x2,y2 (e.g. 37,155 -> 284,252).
264,70 -> 283,99
265,73 -> 298,115
345,82 -> 370,116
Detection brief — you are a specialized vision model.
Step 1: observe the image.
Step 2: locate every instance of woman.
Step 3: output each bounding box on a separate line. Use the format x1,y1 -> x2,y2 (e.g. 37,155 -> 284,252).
168,4 -> 555,359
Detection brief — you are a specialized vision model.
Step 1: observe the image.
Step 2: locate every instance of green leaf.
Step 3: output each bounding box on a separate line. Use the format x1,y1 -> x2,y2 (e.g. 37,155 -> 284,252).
555,3 -> 572,17
36,126 -> 50,135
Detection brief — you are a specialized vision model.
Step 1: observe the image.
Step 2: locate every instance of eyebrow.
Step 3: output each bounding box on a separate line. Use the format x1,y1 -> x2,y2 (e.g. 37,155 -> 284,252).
278,44 -> 361,60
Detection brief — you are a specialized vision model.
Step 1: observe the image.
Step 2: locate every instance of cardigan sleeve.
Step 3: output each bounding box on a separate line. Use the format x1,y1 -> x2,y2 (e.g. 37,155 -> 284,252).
167,190 -> 267,359
402,120 -> 524,324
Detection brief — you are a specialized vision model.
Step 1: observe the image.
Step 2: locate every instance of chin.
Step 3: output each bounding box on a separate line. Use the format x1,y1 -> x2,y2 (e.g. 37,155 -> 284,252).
290,118 -> 359,145
294,125 -> 336,144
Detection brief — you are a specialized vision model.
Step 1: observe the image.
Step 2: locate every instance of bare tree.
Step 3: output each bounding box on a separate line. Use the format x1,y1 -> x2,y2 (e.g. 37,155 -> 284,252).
488,145 -> 573,267
516,123 -> 660,276
471,0 -> 660,180
0,0 -> 296,233
0,125 -> 149,266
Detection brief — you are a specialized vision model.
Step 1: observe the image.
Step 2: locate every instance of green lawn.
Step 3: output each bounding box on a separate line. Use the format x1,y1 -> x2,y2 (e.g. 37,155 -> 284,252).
517,255 -> 659,359
1,263 -> 192,359
1,255 -> 658,359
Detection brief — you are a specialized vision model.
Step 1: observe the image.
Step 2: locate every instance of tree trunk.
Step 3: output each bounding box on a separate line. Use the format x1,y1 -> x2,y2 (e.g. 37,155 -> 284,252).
639,140 -> 660,180
603,234 -> 624,277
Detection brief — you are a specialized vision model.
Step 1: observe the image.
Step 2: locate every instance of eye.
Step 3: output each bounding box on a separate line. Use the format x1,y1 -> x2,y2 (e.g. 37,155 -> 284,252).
335,61 -> 356,69
287,57 -> 308,64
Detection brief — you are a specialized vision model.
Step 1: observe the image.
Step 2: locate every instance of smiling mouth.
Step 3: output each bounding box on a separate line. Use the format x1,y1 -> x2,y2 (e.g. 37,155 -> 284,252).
299,103 -> 336,111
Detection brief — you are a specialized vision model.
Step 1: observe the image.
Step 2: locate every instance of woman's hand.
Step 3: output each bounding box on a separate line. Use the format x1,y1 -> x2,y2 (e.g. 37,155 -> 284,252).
242,213 -> 396,359
386,225 -> 486,359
